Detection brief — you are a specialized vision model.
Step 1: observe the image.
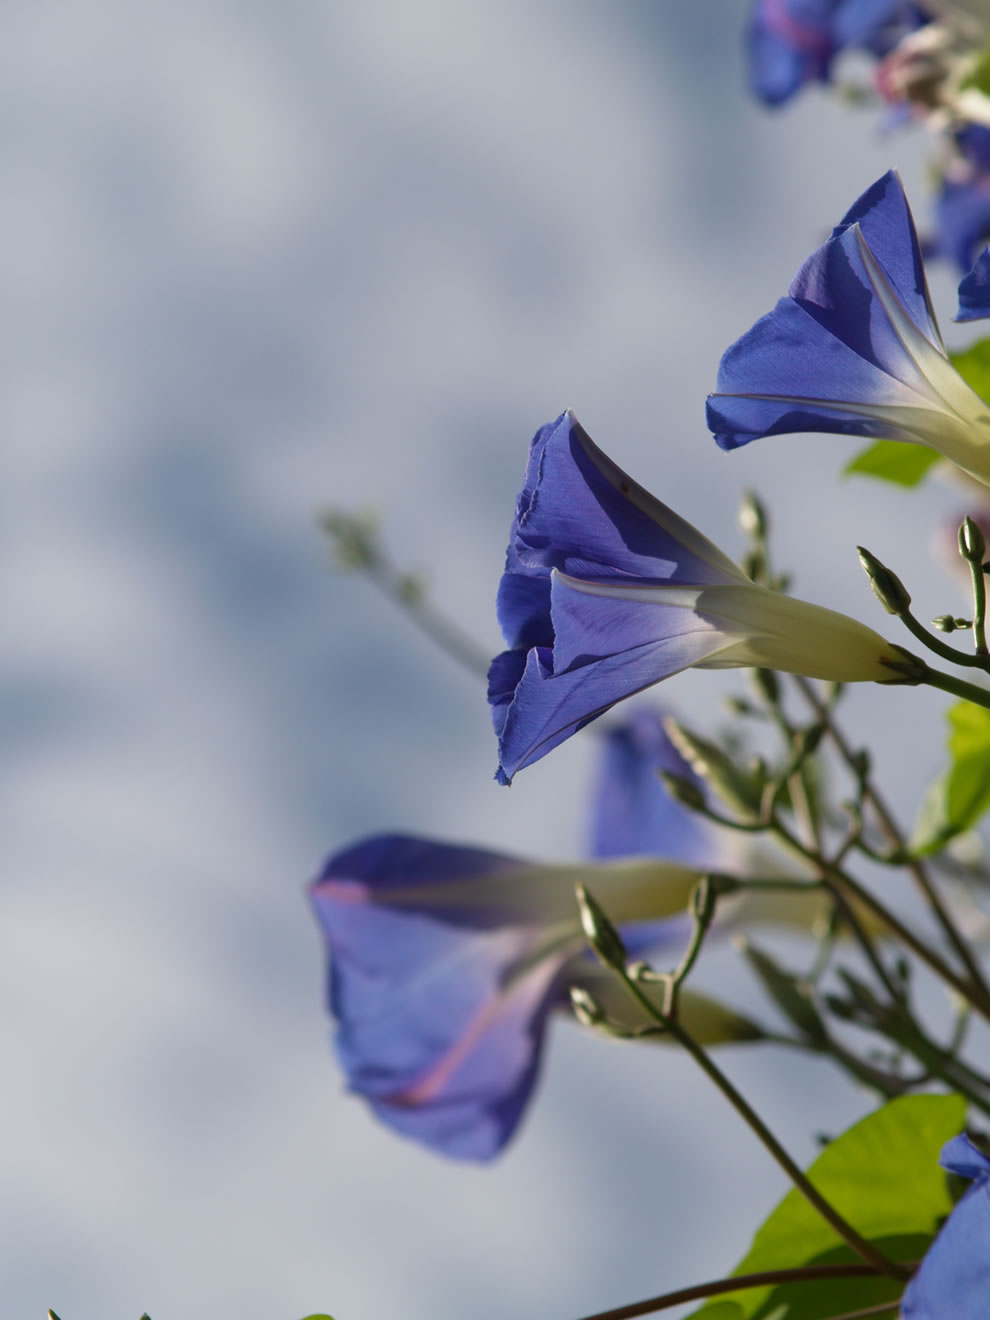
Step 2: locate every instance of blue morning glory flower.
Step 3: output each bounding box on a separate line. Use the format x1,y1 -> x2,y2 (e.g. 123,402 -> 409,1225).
309,833 -> 741,1160
707,170 -> 990,487
900,1133 -> 990,1318
490,410 -> 908,784
747,0 -> 927,107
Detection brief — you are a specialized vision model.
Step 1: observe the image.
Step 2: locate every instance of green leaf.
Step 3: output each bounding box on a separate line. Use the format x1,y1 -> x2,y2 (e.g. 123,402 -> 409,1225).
960,46 -> 990,97
299,1314 -> 336,1319
910,701 -> 990,854
950,336 -> 990,403
843,440 -> 940,487
843,340 -> 990,487
686,1093 -> 964,1319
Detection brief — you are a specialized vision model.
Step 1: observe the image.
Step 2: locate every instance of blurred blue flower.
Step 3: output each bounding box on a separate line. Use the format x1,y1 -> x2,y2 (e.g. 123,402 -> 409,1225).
707,170 -> 990,486
490,410 -> 906,784
933,126 -> 990,278
957,244 -> 990,322
900,1133 -> 990,1318
747,0 -> 927,106
587,707 -> 732,865
309,832 -> 742,1160
937,174 -> 990,278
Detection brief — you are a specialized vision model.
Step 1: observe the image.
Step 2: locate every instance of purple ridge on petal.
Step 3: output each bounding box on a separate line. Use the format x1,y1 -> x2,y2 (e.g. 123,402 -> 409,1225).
900,1134 -> 990,1318
314,833 -> 525,927
956,246 -> 990,323
812,170 -> 939,352
499,411 -> 739,600
549,575 -> 722,674
495,615 -> 732,785
587,707 -> 731,866
310,834 -> 573,1160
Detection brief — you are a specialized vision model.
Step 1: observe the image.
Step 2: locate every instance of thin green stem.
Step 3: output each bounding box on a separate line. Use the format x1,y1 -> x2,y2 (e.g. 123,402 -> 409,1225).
794,677 -> 990,1013
897,608 -> 989,669
363,555 -> 492,680
969,555 -> 989,657
321,514 -> 492,680
573,1261 -> 903,1320
616,972 -> 908,1283
961,517 -> 990,657
772,816 -> 990,1022
828,885 -> 902,1004
919,662 -> 990,709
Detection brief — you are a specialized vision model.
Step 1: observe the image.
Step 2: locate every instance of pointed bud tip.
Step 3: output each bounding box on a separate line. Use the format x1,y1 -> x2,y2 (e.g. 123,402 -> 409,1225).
960,516 -> 987,563
576,883 -> 627,969
569,985 -> 604,1026
857,546 -> 911,615
739,490 -> 768,540
658,770 -> 706,812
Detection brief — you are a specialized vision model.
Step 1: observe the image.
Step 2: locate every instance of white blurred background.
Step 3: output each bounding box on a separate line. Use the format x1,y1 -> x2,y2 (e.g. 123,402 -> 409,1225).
1,3 -> 980,1318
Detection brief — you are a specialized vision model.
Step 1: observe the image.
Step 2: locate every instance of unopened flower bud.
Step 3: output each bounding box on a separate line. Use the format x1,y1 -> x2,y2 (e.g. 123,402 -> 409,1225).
691,875 -> 717,925
576,884 -> 627,970
959,516 -> 986,564
739,490 -> 768,540
750,666 -> 780,705
569,985 -> 605,1027
659,771 -> 706,813
857,546 -> 912,615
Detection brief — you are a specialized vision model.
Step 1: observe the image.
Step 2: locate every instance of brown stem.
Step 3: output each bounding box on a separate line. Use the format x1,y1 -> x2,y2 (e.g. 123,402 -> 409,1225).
574,1260 -> 909,1320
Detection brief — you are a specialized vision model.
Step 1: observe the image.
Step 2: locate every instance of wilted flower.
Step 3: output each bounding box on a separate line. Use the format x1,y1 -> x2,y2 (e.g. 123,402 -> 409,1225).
900,1133 -> 990,1317
707,170 -> 990,487
489,410 -> 914,784
310,832 -> 757,1160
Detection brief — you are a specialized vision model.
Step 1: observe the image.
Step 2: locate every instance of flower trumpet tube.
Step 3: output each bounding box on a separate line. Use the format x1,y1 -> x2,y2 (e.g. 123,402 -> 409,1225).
489,410 -> 915,784
706,170 -> 990,487
309,834 -> 756,1161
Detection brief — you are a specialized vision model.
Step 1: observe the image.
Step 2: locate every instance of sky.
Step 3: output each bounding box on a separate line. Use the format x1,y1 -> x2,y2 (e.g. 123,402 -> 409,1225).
0,3 -> 983,1319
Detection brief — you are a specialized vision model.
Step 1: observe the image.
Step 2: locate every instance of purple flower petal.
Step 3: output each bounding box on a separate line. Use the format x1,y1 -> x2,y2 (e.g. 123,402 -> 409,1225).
494,603 -> 732,785
311,835 -> 574,1159
901,1134 -> 990,1318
